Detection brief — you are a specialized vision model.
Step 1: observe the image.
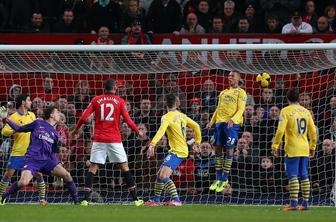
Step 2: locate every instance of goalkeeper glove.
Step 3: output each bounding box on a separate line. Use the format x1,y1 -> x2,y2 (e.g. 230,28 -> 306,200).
0,106 -> 8,119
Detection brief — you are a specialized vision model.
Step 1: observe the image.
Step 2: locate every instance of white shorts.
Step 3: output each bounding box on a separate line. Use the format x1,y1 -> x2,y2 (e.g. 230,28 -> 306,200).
90,142 -> 128,164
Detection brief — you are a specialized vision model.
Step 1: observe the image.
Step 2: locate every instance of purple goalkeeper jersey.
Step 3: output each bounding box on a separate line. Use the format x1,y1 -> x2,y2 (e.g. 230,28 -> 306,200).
5,118 -> 59,160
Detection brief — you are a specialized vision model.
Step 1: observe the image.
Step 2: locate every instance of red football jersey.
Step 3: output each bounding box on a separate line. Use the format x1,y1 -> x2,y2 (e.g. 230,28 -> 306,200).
74,94 -> 139,143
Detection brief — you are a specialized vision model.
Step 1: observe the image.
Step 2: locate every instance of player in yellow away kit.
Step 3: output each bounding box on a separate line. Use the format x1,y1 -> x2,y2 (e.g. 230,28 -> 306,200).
271,88 -> 317,211
145,94 -> 201,206
207,71 -> 247,192
0,94 -> 47,205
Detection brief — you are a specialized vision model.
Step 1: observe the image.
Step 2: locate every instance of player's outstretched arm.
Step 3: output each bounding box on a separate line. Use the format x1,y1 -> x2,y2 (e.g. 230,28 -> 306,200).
4,118 -> 37,133
187,117 -> 202,145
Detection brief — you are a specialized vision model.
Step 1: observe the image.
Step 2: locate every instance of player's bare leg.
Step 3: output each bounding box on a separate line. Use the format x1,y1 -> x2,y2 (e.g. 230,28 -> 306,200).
1,170 -> 34,205
210,145 -> 224,191
51,164 -> 79,204
81,163 -> 99,206
118,162 -> 144,206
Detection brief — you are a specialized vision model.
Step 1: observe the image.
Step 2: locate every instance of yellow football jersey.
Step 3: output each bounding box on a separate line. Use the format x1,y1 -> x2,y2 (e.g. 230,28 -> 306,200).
1,111 -> 36,156
272,104 -> 317,157
150,110 -> 201,158
210,87 -> 247,125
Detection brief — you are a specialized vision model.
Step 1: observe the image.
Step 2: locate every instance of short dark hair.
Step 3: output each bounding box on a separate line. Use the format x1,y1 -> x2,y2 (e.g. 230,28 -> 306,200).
166,94 -> 177,108
287,88 -> 300,103
104,79 -> 117,91
15,94 -> 30,109
43,106 -> 56,120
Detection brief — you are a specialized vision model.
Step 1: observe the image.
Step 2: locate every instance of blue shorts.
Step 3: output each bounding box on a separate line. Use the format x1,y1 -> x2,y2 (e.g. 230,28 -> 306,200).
7,156 -> 25,170
214,122 -> 240,149
285,157 -> 309,180
22,155 -> 59,177
161,153 -> 186,171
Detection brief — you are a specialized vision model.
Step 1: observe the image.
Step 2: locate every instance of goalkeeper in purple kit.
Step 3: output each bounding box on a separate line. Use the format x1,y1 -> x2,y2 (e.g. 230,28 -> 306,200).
0,106 -> 79,205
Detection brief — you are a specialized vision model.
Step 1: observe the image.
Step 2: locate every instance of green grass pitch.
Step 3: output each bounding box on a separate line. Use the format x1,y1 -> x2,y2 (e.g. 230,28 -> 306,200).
0,204 -> 335,222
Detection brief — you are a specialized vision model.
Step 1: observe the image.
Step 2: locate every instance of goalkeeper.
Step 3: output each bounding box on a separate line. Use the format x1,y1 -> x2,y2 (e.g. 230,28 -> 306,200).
272,88 -> 317,211
207,71 -> 247,192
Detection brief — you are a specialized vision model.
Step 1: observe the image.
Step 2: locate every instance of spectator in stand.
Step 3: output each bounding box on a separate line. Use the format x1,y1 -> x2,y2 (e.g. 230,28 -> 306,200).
156,76 -> 187,114
53,9 -> 80,33
260,0 -> 301,25
134,98 -> 158,137
193,142 -> 216,193
274,75 -> 300,108
263,15 -> 281,33
324,5 -> 336,29
59,0 -> 89,32
187,97 -> 202,124
195,79 -> 218,113
200,110 -> 213,141
182,0 -> 198,18
324,118 -> 336,141
244,2 -> 258,33
121,20 -> 151,58
26,12 -> 49,33
268,106 -> 280,121
35,77 -> 60,108
186,127 -> 195,150
7,0 -> 37,31
172,158 -> 195,190
66,103 -> 77,129
91,26 -> 114,45
196,0 -> 212,32
282,11 -> 313,34
57,112 -> 70,147
330,96 -> 336,119
244,104 -> 254,123
315,16 -> 332,33
256,156 -> 283,194
180,12 -> 205,34
303,0 -> 318,29
55,96 -> 68,115
235,138 -> 253,163
241,131 -> 253,147
68,80 -> 93,114
234,17 -> 250,33
89,0 -> 121,33
221,0 -> 239,33
311,139 -> 336,194
7,84 -> 22,104
259,88 -> 274,119
209,16 -> 224,33
32,97 -> 44,114
121,0 -> 146,33
147,0 -> 182,34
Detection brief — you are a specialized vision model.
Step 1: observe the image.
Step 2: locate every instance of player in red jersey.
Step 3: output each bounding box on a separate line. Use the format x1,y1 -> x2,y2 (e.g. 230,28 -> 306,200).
71,79 -> 144,206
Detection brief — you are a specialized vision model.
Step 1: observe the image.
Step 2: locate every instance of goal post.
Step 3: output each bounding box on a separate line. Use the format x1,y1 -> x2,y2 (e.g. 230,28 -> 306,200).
0,43 -> 335,206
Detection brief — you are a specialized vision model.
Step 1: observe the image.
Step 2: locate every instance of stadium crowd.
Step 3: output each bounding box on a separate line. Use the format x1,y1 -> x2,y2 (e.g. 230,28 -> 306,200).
0,0 -> 336,35
0,72 -> 335,199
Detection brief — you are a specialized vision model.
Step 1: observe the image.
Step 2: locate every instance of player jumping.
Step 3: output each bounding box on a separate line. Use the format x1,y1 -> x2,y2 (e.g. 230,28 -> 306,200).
0,107 -> 79,205
207,71 -> 247,192
71,79 -> 144,206
145,94 -> 201,206
271,88 -> 317,211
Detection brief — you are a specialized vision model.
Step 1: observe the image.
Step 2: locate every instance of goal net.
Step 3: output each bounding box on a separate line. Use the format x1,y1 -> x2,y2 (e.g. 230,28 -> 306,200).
0,44 -> 335,205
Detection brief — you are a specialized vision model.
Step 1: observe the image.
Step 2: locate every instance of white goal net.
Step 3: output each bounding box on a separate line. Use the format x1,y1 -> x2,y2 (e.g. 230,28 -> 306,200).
0,44 -> 335,205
